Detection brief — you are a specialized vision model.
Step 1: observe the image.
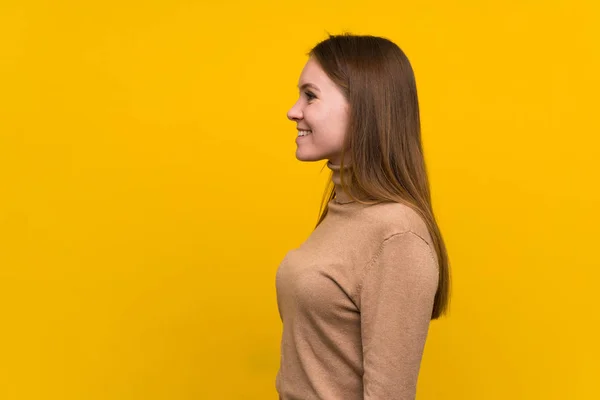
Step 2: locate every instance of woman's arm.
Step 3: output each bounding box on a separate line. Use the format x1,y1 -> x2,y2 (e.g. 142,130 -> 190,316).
359,231 -> 439,400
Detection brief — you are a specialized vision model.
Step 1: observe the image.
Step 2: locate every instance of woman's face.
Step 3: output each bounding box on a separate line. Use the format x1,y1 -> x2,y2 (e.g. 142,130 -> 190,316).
287,57 -> 350,164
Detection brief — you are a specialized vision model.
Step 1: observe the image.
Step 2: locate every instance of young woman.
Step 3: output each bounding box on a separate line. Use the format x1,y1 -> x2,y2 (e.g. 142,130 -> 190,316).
275,33 -> 451,399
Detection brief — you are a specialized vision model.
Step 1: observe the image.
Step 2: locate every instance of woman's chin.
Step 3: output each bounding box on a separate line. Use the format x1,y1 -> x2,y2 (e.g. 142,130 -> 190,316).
295,150 -> 323,162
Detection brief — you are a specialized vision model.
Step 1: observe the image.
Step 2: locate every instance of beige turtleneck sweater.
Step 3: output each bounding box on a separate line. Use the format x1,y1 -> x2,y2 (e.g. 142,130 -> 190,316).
275,160 -> 439,400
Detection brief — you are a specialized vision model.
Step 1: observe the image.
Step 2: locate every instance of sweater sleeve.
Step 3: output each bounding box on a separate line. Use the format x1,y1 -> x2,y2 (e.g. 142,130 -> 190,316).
359,231 -> 439,400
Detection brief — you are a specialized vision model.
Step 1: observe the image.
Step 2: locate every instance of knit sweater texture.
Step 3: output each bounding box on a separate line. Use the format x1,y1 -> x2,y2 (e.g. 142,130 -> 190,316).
275,160 -> 439,400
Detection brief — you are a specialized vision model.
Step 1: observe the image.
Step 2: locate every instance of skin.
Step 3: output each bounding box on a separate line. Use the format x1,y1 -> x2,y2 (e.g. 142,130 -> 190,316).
287,57 -> 351,165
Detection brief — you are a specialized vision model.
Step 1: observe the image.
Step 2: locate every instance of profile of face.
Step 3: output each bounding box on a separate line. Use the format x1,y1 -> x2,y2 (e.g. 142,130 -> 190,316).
287,57 -> 350,165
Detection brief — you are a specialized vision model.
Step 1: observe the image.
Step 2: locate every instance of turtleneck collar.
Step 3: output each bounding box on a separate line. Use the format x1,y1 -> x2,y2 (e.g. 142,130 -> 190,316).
326,160 -> 355,204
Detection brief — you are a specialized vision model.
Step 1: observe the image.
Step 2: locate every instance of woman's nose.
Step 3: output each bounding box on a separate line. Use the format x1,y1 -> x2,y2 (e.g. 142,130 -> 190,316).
287,102 -> 302,121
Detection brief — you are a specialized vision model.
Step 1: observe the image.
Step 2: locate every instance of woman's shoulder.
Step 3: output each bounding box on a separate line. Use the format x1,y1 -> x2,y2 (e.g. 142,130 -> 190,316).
362,201 -> 432,246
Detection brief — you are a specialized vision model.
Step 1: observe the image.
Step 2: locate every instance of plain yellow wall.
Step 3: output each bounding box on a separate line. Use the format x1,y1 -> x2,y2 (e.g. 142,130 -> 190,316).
1,0 -> 598,399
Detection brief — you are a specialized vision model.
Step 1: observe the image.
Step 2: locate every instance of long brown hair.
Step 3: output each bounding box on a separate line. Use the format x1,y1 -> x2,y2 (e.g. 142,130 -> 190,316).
309,33 -> 451,319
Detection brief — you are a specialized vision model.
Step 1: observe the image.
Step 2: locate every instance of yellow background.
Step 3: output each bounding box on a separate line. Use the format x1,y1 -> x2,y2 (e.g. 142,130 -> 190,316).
1,0 -> 598,398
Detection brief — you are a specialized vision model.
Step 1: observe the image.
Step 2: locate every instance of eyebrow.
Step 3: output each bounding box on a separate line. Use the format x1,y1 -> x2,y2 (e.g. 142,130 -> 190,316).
297,82 -> 320,92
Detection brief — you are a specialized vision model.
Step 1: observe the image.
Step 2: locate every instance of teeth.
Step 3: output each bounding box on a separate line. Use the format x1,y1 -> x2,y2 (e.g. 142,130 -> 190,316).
298,130 -> 312,137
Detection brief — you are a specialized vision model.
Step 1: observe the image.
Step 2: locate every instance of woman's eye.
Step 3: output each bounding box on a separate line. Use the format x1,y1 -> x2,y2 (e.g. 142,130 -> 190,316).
305,91 -> 316,100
